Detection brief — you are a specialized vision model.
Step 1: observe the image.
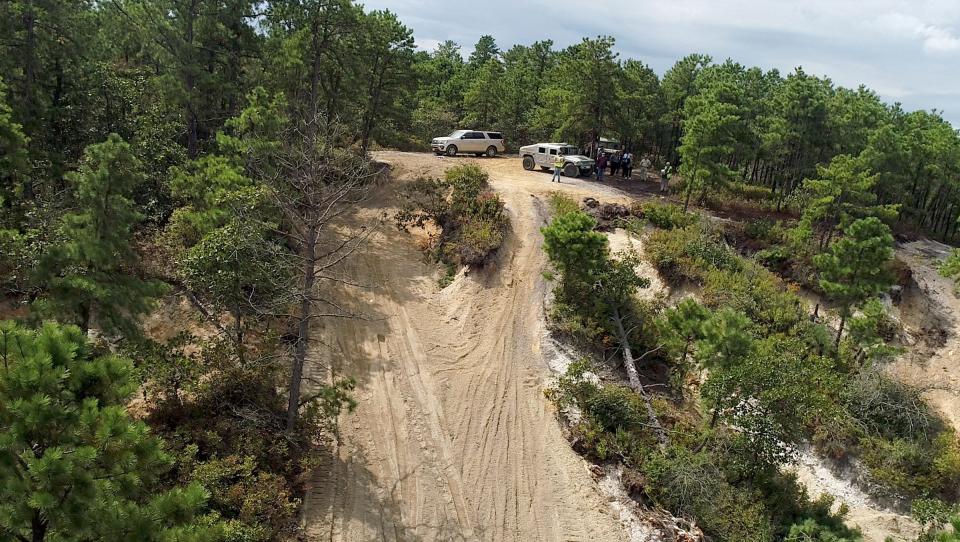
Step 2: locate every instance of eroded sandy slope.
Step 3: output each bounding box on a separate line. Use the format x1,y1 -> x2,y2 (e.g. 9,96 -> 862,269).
302,153 -> 635,541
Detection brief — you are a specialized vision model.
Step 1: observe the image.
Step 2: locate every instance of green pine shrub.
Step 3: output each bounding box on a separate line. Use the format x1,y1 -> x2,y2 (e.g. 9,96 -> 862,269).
0,321 -> 225,541
397,163 -> 508,268
646,223 -> 741,283
639,201 -> 699,230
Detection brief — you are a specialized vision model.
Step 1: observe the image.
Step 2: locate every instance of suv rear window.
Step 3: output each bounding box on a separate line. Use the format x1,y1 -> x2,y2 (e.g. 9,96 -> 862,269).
486,132 -> 503,140
465,132 -> 485,139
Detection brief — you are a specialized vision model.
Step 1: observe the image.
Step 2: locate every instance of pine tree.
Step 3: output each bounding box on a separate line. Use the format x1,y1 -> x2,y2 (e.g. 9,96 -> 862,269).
0,76 -> 28,216
540,36 -> 619,151
34,134 -> 166,335
701,335 -> 840,466
179,220 -> 289,362
0,320 -> 224,542
467,35 -> 500,67
678,91 -> 741,211
615,60 -> 664,153
541,210 -> 609,299
797,153 -> 898,248
814,217 -> 895,345
762,68 -> 834,206
0,77 -> 31,292
658,298 -> 710,367
498,41 -> 555,144
462,59 -> 504,130
661,53 -> 712,162
541,211 -> 667,446
695,308 -> 753,371
356,9 -> 416,153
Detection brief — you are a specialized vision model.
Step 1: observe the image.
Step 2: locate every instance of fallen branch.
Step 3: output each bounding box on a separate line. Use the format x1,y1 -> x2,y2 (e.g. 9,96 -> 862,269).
611,307 -> 669,449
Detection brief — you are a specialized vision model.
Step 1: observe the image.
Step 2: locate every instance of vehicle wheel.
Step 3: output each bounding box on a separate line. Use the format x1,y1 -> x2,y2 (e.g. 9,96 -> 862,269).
522,156 -> 535,170
486,146 -> 498,157
563,163 -> 579,178
446,145 -> 458,157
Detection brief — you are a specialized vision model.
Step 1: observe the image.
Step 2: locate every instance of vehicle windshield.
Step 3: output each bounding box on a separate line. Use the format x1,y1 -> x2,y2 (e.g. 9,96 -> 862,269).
600,140 -> 621,151
448,130 -> 468,138
562,146 -> 578,155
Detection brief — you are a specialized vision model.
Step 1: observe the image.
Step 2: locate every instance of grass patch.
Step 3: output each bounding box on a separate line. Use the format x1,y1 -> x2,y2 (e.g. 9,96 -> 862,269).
547,191 -> 580,217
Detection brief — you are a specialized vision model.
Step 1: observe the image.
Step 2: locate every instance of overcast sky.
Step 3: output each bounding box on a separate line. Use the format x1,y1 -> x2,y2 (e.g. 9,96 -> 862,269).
362,0 -> 960,128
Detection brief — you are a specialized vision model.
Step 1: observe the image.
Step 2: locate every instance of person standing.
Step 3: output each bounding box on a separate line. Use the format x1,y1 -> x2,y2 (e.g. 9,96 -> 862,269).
596,152 -> 608,181
639,156 -> 652,180
660,162 -> 673,193
552,152 -> 564,183
610,151 -> 621,176
622,151 -> 633,178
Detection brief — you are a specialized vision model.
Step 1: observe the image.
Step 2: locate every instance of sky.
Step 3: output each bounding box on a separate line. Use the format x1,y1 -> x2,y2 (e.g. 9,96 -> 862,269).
362,0 -> 960,128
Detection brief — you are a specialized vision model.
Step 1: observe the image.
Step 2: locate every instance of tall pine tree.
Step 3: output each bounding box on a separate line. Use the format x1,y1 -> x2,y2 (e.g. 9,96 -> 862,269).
35,134 -> 165,335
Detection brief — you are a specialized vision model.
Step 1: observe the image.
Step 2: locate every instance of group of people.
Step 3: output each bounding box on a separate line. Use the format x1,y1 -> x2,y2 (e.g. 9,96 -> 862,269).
549,146 -> 674,194
594,150 -> 652,182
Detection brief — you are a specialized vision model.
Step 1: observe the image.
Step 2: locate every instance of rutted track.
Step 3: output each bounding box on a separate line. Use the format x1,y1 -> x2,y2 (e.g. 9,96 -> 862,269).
301,152 -> 632,541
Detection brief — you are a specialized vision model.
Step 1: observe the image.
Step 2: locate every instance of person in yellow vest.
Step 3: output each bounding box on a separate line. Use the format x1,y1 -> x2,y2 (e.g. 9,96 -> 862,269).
552,152 -> 565,183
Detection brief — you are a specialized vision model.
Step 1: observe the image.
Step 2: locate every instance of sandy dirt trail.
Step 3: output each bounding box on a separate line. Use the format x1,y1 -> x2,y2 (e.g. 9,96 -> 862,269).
302,153 -> 636,541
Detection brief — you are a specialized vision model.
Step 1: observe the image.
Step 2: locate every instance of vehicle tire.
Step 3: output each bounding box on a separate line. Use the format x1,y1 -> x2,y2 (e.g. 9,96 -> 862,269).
486,146 -> 498,157
563,163 -> 579,178
446,145 -> 458,157
522,156 -> 535,170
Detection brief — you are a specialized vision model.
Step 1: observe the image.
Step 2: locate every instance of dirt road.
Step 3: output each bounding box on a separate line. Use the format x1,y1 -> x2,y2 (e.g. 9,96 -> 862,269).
892,240 -> 960,432
302,153 -> 640,541
298,153 -> 960,542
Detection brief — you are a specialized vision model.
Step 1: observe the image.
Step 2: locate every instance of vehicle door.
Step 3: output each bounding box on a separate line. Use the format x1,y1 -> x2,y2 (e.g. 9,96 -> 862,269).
486,132 -> 505,151
541,147 -> 557,168
465,131 -> 486,152
532,147 -> 546,167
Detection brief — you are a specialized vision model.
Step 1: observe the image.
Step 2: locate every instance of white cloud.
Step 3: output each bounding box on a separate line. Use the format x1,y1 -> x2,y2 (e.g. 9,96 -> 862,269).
873,12 -> 960,54
920,25 -> 960,53
414,37 -> 442,52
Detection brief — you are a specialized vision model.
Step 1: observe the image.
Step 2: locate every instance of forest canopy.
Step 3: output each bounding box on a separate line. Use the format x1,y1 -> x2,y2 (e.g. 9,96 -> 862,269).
2,1 -> 960,541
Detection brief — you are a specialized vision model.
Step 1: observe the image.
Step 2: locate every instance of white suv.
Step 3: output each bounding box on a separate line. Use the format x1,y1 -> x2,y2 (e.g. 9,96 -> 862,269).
432,130 -> 506,157
519,143 -> 595,178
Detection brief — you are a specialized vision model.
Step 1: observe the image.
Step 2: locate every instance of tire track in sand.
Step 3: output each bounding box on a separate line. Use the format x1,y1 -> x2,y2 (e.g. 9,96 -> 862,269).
302,152 -> 627,541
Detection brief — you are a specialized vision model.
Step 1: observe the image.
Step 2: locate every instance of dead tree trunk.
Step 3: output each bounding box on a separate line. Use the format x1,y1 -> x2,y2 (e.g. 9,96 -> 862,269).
264,119 -> 380,433
835,314 -> 846,349
611,307 -> 669,449
286,224 -> 319,432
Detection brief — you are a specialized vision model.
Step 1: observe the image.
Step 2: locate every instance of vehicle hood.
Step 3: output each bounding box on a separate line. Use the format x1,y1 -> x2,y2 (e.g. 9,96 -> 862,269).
566,154 -> 594,163
432,137 -> 455,143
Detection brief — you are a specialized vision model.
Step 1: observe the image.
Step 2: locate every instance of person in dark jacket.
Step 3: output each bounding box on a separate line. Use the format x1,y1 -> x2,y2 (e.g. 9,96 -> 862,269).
595,152 -> 608,181
621,151 -> 633,178
609,151 -> 621,176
